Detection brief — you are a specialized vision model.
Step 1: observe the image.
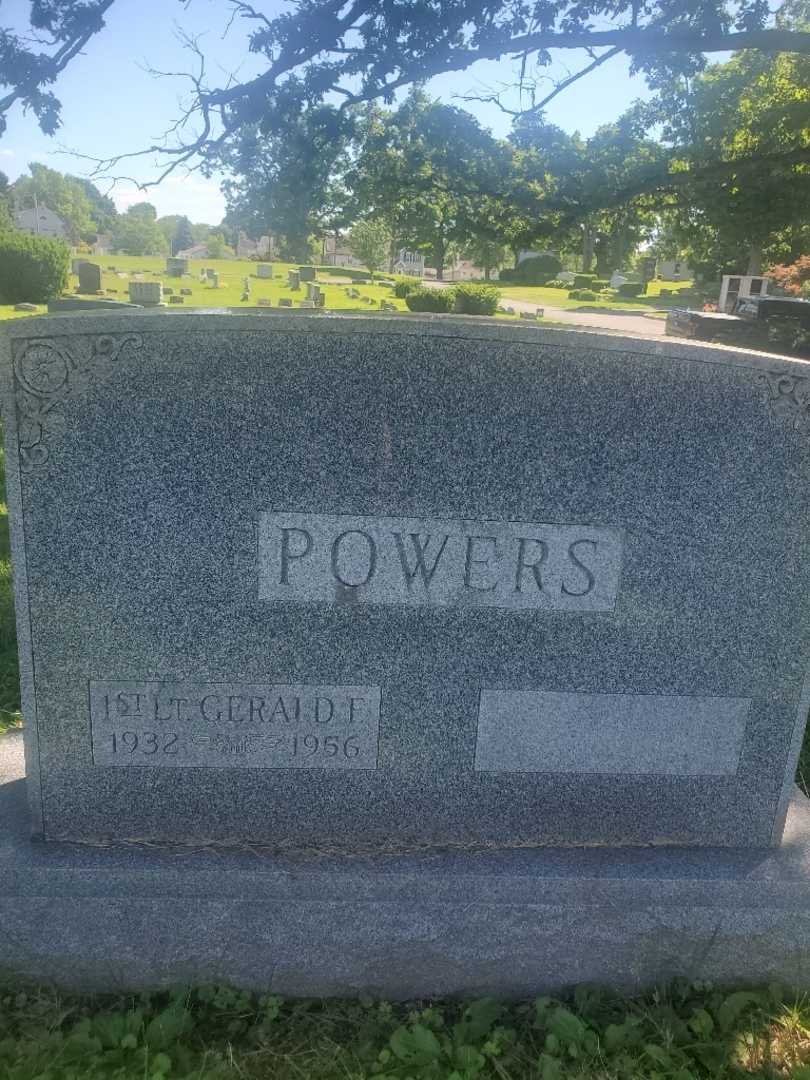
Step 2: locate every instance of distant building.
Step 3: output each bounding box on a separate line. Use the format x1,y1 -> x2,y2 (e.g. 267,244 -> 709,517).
517,249 -> 560,264
13,204 -> 68,239
657,258 -> 692,281
236,232 -> 273,258
441,259 -> 485,282
175,243 -> 211,260
391,249 -> 424,277
92,234 -> 113,255
321,235 -> 364,268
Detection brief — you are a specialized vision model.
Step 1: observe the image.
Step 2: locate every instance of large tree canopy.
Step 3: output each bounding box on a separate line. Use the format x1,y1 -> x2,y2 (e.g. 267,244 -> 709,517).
0,1 -> 114,137
3,0 -> 810,181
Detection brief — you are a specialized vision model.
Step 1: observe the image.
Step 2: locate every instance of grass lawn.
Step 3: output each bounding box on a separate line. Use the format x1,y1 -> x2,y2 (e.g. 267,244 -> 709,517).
3,981 -> 810,1079
0,305 -> 45,321
499,279 -> 696,313
60,254 -> 410,314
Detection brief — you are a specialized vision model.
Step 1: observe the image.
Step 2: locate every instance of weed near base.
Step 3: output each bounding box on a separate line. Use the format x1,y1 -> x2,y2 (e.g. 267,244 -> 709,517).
0,981 -> 808,1079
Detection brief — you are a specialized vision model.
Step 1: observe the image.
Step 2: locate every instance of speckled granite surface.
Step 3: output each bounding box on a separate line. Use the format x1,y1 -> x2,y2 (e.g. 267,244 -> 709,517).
4,729 -> 810,995
2,313 -> 810,849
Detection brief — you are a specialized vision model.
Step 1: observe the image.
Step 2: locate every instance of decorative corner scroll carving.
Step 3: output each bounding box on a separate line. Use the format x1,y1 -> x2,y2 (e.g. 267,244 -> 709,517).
14,333 -> 142,469
758,370 -> 810,436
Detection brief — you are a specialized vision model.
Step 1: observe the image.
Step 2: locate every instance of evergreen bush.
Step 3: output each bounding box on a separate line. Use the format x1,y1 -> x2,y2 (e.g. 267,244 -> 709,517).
393,278 -> 417,298
0,230 -> 69,304
404,287 -> 455,312
617,282 -> 645,298
568,288 -> 598,301
452,283 -> 500,315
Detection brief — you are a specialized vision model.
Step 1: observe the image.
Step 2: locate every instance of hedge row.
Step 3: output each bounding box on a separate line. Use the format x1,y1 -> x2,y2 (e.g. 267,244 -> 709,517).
404,283 -> 500,315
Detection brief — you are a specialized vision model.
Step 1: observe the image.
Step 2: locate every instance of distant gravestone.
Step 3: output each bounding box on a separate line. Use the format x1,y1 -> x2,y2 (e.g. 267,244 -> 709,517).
256,265 -> 274,279
257,298 -> 272,307
288,271 -> 300,290
13,303 -> 38,312
128,281 -> 163,306
298,266 -> 316,282
163,287 -> 174,297
169,295 -> 184,304
166,258 -> 189,277
299,299 -> 316,308
181,288 -> 193,296
77,263 -> 102,294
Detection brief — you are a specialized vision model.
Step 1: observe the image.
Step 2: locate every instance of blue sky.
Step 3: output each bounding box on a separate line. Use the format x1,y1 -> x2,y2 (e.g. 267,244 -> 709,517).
0,0 -> 652,224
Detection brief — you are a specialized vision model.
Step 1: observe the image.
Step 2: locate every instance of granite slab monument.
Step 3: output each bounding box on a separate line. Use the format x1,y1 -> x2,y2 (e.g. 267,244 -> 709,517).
4,313 -> 810,993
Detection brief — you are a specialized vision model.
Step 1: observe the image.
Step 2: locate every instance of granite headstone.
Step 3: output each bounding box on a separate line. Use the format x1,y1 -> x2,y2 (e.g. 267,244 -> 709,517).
77,263 -> 102,294
128,281 -> 163,307
3,314 -> 810,853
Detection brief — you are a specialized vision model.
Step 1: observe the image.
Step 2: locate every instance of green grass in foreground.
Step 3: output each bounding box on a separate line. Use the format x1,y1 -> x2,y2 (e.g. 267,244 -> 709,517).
3,981 -> 810,1080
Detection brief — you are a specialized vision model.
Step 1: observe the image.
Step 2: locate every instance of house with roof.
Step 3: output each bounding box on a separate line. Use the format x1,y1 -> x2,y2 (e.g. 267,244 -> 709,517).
13,204 -> 68,239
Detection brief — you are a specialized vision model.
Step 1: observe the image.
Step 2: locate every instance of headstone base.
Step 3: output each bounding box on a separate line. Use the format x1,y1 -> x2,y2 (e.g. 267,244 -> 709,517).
3,730 -> 810,996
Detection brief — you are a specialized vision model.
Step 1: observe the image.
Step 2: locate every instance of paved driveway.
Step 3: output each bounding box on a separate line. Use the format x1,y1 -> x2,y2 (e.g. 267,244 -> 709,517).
501,295 -> 667,339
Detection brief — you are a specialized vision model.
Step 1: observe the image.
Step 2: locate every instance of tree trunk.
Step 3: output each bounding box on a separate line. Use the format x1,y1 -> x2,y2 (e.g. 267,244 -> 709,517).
483,263 -> 491,281
747,243 -> 763,276
582,224 -> 594,274
434,239 -> 445,282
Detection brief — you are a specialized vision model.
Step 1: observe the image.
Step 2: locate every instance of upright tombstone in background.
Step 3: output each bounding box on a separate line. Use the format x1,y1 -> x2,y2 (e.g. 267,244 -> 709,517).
3,313 -> 810,994
256,264 -> 274,279
128,281 -> 163,306
166,258 -> 189,277
77,263 -> 102,294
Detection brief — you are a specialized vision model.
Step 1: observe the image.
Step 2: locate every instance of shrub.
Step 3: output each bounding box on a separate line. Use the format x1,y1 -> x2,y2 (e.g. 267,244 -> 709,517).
768,255 -> 810,294
393,278 -> 417,298
404,287 -> 455,312
617,282 -> 645,298
573,273 -> 597,289
515,254 -> 563,282
568,288 -> 598,301
499,255 -> 563,285
591,279 -> 610,291
0,230 -> 69,304
545,279 -> 570,288
452,283 -> 500,316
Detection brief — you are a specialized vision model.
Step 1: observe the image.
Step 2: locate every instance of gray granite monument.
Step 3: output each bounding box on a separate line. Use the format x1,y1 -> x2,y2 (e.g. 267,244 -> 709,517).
77,262 -> 102,294
3,312 -> 810,993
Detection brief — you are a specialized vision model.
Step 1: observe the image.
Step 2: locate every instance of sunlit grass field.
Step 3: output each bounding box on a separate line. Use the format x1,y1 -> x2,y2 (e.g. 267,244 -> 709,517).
498,278 -> 695,312
70,254 -> 410,312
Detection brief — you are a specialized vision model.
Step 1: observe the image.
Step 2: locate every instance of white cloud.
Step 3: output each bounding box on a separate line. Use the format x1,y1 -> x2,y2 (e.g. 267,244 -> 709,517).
109,172 -> 225,225
0,148 -> 16,159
